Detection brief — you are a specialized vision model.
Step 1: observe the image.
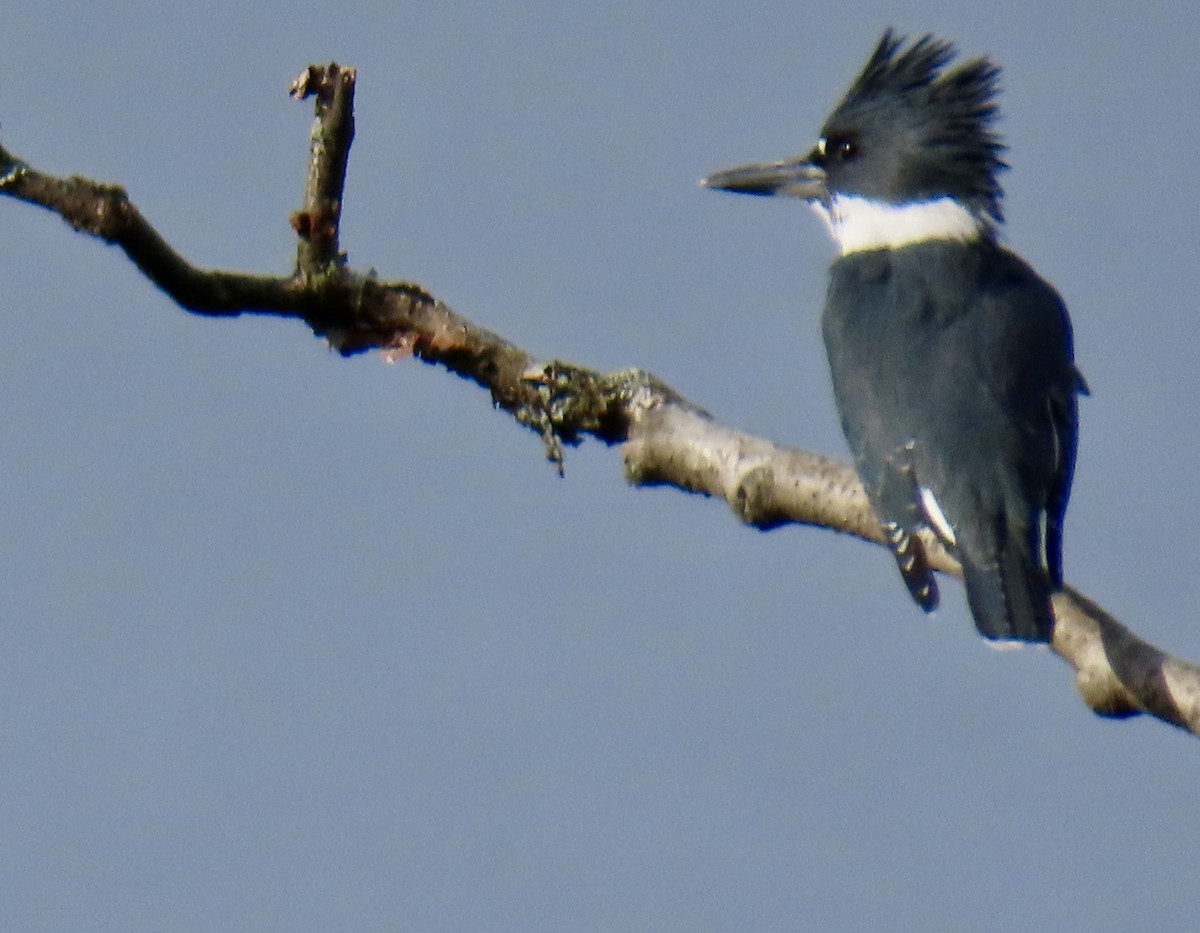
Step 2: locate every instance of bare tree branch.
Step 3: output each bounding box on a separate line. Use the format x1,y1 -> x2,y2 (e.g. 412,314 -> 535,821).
3,63 -> 1197,738
289,62 -> 356,273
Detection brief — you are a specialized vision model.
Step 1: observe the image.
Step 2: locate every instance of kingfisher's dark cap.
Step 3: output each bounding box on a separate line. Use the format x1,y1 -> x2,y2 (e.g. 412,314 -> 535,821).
820,30 -> 1008,221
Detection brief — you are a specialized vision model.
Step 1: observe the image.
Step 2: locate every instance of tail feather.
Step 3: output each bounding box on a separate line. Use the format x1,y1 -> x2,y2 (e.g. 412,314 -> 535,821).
959,519 -> 1054,642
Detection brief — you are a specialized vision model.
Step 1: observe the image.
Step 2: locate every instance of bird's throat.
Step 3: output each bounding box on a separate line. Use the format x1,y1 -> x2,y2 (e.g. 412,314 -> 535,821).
812,195 -> 985,255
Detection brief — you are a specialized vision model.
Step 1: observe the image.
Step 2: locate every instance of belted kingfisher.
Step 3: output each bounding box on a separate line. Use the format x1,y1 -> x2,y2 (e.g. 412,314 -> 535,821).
702,30 -> 1086,642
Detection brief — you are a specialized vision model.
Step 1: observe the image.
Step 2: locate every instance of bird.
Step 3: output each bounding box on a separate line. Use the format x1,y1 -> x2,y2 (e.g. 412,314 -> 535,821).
701,30 -> 1086,642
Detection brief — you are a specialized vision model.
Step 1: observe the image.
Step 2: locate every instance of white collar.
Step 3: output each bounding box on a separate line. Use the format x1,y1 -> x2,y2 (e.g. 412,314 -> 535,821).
810,194 -> 986,256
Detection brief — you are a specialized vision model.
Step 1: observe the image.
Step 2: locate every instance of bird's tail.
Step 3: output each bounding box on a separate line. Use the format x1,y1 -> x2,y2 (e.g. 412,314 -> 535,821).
959,519 -> 1054,643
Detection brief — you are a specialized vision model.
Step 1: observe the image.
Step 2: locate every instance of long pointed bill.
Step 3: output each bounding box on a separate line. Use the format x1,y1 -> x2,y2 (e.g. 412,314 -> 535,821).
700,155 -> 827,201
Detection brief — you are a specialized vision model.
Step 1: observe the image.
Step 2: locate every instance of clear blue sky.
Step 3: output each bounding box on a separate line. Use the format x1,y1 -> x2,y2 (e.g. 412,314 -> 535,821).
3,2 -> 1198,931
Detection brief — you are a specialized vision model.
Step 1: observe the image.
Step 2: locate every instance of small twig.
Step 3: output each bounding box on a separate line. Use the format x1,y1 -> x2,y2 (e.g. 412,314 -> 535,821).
289,62 -> 356,273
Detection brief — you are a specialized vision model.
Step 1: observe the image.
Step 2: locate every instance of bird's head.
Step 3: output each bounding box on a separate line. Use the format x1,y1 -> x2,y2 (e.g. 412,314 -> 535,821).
702,30 -> 1008,254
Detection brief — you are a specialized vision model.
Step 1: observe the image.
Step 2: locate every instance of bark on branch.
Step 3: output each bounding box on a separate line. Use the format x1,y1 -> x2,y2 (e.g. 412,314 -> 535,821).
2,63 -> 1197,737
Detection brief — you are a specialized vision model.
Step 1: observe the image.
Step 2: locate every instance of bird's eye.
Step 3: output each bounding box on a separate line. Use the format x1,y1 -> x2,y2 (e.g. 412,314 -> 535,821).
828,135 -> 859,163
